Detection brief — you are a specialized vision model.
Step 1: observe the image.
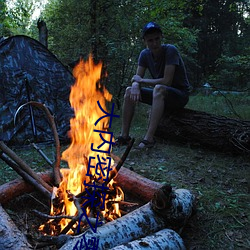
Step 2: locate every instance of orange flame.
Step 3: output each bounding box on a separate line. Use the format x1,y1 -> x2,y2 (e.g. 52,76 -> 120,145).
46,55 -> 122,234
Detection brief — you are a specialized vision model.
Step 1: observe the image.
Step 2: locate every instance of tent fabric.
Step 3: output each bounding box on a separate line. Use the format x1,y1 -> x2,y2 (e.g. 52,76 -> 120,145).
0,35 -> 74,144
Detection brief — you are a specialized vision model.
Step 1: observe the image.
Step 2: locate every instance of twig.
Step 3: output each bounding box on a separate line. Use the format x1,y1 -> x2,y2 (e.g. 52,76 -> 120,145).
32,143 -> 53,167
106,137 -> 135,185
32,209 -> 75,220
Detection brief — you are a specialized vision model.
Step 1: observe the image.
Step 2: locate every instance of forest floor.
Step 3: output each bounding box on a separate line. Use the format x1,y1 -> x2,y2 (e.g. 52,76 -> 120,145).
0,94 -> 249,249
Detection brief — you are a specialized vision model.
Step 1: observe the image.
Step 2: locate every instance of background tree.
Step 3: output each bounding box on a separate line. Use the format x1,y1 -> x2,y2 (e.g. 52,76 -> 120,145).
185,0 -> 250,89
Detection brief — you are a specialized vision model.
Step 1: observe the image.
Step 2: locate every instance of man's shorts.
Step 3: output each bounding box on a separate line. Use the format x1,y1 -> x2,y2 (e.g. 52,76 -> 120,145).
140,87 -> 189,111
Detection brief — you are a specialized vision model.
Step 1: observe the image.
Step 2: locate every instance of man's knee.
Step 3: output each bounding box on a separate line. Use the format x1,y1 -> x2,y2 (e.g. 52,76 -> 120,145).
153,85 -> 166,98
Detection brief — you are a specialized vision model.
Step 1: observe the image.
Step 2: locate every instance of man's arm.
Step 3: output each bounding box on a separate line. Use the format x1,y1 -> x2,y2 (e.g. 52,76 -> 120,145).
129,66 -> 146,102
132,64 -> 176,87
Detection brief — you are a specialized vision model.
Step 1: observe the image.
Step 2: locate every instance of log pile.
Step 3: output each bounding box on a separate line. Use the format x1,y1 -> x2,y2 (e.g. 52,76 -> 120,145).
156,108 -> 250,154
0,129 -> 196,249
60,185 -> 195,250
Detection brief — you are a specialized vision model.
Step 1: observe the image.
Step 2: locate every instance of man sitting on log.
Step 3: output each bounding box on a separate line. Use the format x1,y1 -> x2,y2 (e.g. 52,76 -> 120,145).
116,21 -> 192,148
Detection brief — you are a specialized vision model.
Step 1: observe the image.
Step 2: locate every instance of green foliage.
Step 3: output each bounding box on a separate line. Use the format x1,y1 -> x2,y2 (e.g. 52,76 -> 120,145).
2,0 -> 250,99
208,55 -> 250,89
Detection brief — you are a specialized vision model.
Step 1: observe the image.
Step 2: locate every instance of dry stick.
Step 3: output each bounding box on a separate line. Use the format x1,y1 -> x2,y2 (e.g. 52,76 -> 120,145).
74,138 -> 135,199
106,137 -> 135,185
32,209 -> 75,220
0,141 -> 53,193
15,101 -> 62,186
32,143 -> 53,167
0,151 -> 51,199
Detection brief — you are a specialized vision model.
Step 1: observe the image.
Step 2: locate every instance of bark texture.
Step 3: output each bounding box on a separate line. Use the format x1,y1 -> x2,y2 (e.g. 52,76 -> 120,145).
110,228 -> 185,250
0,171 -> 53,204
156,108 -> 250,154
60,187 -> 195,250
0,204 -> 32,249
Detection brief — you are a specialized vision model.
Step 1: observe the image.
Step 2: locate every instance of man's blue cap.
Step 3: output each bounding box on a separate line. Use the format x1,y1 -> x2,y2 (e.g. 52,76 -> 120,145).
142,22 -> 162,38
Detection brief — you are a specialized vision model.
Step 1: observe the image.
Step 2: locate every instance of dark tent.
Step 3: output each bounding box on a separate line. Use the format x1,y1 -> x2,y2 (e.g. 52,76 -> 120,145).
0,35 -> 74,145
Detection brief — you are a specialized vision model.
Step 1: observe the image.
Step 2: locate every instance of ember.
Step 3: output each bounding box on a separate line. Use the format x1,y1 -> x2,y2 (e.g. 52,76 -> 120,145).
39,55 -> 122,236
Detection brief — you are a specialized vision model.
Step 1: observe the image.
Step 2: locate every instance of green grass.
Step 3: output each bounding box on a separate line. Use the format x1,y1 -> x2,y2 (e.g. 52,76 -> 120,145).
0,94 -> 249,249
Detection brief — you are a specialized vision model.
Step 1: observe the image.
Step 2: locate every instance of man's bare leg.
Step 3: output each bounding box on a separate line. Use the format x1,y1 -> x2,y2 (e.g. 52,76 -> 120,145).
138,85 -> 166,147
120,87 -> 136,138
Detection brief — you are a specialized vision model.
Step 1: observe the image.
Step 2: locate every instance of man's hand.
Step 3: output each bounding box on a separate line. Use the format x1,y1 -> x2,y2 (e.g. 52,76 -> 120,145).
130,82 -> 141,102
131,74 -> 142,83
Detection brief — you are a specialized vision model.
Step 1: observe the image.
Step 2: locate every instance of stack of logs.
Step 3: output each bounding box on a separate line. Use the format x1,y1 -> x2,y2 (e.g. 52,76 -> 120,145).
0,140 -> 196,250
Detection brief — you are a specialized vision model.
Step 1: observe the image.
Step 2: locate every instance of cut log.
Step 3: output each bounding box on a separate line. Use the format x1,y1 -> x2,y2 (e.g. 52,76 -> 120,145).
0,167 -> 160,205
0,204 -> 32,249
110,228 -> 186,250
155,108 -> 250,154
60,186 -> 195,250
0,171 -> 53,204
114,166 -> 162,202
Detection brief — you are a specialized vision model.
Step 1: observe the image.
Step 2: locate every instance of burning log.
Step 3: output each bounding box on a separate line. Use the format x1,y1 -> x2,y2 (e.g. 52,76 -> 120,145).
110,228 -> 186,250
59,185 -> 195,250
0,204 -> 32,249
156,108 -> 250,154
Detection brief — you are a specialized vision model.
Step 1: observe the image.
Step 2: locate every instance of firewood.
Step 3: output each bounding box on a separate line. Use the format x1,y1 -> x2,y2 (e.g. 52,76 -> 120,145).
0,171 -> 53,204
114,166 -> 162,202
110,228 -> 186,250
0,204 -> 32,249
59,186 -> 195,250
0,167 -> 159,205
0,141 -> 53,193
156,108 -> 250,154
0,152 -> 51,199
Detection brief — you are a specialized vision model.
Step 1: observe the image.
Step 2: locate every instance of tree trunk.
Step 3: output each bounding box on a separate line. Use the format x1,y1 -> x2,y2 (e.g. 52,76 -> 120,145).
37,19 -> 48,47
0,204 -> 32,249
155,108 -> 250,154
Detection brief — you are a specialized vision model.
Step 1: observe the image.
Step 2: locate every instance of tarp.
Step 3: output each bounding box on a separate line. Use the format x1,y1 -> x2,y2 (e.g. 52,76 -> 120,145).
0,35 -> 74,144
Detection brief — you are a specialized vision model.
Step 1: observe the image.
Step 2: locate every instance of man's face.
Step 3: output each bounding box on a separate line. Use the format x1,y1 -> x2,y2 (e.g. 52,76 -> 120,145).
143,31 -> 162,52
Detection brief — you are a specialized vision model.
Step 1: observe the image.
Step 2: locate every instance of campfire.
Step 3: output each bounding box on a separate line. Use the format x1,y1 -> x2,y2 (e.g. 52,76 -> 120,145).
38,55 -> 124,236
0,55 -> 196,250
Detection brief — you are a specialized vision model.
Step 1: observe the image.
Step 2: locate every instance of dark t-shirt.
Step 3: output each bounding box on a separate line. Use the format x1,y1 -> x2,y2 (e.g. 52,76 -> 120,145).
138,44 -> 191,91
